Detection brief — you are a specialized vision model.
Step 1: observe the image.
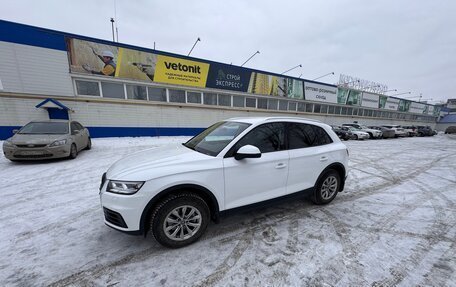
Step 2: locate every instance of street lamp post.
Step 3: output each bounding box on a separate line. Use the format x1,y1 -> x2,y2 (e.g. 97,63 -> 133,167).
240,51 -> 260,67
187,37 -> 201,56
385,89 -> 397,93
312,72 -> 334,81
281,64 -> 302,75
391,91 -> 411,97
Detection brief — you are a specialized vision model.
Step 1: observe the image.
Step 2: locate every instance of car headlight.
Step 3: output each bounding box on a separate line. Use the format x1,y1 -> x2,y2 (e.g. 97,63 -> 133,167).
49,139 -> 67,147
107,180 -> 145,195
3,139 -> 14,146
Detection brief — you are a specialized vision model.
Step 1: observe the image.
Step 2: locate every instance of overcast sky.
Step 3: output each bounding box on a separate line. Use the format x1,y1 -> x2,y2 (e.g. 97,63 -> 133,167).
1,0 -> 455,103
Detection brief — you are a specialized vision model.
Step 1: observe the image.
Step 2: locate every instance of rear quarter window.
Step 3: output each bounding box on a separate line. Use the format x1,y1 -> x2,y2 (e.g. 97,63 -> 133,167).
288,123 -> 333,149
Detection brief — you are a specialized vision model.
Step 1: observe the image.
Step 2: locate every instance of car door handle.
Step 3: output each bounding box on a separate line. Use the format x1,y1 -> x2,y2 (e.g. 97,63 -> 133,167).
275,163 -> 287,169
320,156 -> 328,162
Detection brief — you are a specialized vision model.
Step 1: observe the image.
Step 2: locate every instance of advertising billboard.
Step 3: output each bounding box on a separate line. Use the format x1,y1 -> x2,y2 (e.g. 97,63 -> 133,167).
427,105 -> 435,115
305,82 -> 337,103
248,72 -> 303,98
361,92 -> 379,108
384,97 -> 400,111
398,99 -> 411,112
206,63 -> 251,92
154,55 -> 209,88
410,102 -> 426,114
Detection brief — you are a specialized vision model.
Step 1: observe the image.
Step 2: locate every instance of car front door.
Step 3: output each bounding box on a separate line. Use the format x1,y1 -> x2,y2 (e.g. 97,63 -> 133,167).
70,122 -> 84,150
222,122 -> 289,210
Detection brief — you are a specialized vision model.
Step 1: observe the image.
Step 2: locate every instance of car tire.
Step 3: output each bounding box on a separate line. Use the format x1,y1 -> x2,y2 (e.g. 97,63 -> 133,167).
312,170 -> 340,205
69,143 -> 78,159
85,138 -> 92,150
354,134 -> 358,140
150,193 -> 210,248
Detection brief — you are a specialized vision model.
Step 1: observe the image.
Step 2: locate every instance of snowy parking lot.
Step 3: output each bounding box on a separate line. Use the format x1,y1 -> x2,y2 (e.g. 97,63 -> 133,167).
1,134 -> 455,286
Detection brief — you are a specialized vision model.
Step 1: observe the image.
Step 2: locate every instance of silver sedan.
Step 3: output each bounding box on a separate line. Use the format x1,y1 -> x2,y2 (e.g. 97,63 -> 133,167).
2,120 -> 91,161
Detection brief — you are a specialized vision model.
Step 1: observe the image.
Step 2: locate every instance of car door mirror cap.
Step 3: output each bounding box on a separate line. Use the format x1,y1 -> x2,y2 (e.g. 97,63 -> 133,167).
235,145 -> 261,160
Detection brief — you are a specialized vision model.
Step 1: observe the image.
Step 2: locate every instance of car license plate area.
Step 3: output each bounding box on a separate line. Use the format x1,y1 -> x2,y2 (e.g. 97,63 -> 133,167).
18,151 -> 45,156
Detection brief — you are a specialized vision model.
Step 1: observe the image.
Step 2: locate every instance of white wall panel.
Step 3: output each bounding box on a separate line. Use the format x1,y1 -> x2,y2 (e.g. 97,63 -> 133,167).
0,41 -> 74,96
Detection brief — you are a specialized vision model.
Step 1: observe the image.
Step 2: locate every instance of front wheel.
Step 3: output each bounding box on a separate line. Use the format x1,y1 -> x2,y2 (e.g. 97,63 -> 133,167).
150,193 -> 210,248
85,137 -> 92,150
354,134 -> 359,140
312,170 -> 340,205
69,143 -> 78,159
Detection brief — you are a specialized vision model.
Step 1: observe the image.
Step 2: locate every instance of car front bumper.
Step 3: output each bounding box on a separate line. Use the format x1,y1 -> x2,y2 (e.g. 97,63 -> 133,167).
3,144 -> 71,160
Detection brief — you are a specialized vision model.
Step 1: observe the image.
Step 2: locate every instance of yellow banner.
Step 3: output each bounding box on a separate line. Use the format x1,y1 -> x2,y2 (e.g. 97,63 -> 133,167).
154,55 -> 209,87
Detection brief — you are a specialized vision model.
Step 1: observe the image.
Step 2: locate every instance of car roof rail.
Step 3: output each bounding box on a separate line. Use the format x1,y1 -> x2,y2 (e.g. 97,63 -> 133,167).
264,116 -> 322,123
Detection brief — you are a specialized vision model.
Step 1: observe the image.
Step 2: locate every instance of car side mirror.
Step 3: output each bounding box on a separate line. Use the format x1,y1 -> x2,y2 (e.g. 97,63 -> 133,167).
235,145 -> 261,160
12,129 -> 18,134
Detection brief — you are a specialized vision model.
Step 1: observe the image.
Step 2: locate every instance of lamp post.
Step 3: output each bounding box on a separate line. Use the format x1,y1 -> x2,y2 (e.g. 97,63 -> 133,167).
312,72 -> 334,81
187,37 -> 201,56
281,64 -> 302,75
385,89 -> 397,93
391,91 -> 411,97
110,18 -> 115,42
240,51 -> 260,67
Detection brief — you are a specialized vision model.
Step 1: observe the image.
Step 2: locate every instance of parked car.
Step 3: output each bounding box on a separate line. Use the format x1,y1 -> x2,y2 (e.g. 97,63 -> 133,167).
342,123 -> 382,139
444,126 -> 456,134
401,126 -> 418,137
331,125 -> 352,141
416,126 -> 434,137
340,126 -> 369,140
368,126 -> 395,139
99,117 -> 349,248
2,120 -> 91,161
381,125 -> 407,137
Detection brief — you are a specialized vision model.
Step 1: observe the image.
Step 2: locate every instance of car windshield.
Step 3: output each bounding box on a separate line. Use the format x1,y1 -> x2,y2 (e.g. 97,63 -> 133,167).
18,122 -> 69,134
183,121 -> 250,157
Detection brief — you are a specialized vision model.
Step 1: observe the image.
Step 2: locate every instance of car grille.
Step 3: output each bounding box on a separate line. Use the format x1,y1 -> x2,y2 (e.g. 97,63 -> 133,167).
14,154 -> 53,159
15,144 -> 47,148
103,207 -> 128,228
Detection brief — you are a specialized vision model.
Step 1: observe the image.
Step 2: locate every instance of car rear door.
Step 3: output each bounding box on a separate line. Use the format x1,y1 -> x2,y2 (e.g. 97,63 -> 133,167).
286,123 -> 334,193
222,122 -> 289,210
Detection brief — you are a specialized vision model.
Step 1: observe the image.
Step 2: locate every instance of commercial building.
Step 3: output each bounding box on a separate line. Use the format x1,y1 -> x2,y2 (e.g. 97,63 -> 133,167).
0,20 -> 439,140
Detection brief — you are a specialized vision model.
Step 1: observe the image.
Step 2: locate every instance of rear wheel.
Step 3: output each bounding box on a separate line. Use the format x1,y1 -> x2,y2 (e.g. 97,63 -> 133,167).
354,134 -> 359,140
312,170 -> 340,205
150,193 -> 209,248
85,137 -> 92,150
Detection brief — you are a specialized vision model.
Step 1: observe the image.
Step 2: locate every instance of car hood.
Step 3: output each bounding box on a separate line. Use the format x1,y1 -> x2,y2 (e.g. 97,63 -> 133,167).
106,143 -> 219,181
10,134 -> 68,145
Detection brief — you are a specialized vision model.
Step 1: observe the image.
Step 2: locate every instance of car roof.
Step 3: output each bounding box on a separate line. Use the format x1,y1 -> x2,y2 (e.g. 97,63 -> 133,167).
226,116 -> 322,125
29,119 -> 70,123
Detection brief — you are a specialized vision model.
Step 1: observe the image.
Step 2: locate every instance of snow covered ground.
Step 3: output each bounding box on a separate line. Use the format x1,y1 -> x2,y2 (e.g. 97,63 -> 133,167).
1,134 -> 455,286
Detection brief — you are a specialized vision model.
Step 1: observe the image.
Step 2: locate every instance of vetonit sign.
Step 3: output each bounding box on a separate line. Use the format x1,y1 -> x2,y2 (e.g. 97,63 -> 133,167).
154,55 -> 209,88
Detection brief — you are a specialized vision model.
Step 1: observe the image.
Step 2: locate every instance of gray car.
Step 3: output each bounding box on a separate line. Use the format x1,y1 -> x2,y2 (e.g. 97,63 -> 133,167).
2,120 -> 91,161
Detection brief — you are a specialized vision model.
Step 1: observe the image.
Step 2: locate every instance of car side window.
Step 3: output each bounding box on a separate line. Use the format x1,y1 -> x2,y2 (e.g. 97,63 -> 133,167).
74,122 -> 84,130
288,123 -> 333,149
70,122 -> 79,134
228,123 -> 286,156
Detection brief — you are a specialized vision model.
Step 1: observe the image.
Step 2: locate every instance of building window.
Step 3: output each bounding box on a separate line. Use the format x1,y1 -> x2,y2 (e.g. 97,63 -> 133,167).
320,105 -> 328,114
148,87 -> 167,102
279,100 -> 288,111
187,91 -> 202,104
328,105 -> 335,114
258,98 -> 268,109
314,104 -> 321,113
305,103 -> 313,113
297,102 -> 305,112
218,94 -> 231,106
268,99 -> 278,110
246,97 -> 256,108
169,89 -> 186,103
101,82 -> 125,99
203,93 -> 217,105
335,106 -> 341,114
288,102 -> 297,111
75,80 -> 100,96
126,85 -> 147,100
233,96 -> 245,107
346,107 -> 352,115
